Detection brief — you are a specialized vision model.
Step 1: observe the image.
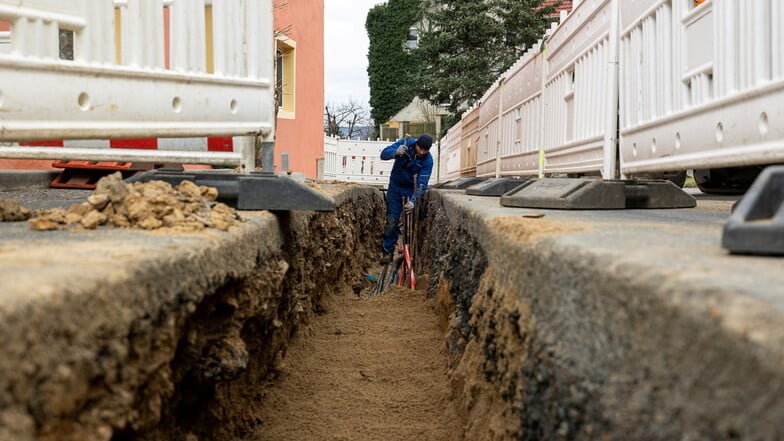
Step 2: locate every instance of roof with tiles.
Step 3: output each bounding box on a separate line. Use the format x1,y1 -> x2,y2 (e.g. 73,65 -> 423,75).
541,0 -> 573,16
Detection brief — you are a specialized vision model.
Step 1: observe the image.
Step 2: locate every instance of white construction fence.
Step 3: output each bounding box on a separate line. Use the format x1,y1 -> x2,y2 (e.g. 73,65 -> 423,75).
322,136 -> 441,188
439,121 -> 462,182
0,0 -> 276,172
454,0 -> 784,181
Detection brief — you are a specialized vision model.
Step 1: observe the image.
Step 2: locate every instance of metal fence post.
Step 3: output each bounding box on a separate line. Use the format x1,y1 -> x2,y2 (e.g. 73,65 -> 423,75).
603,0 -> 620,180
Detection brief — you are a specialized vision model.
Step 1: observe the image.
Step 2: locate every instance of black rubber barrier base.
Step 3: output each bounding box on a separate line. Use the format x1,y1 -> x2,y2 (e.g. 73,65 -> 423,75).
126,170 -> 336,211
722,166 -> 784,255
500,178 -> 696,210
465,177 -> 530,197
433,177 -> 485,190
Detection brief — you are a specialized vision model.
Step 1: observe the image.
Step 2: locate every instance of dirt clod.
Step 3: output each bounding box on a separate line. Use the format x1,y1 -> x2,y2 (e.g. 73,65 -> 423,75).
488,215 -> 586,243
26,172 -> 243,231
0,199 -> 31,221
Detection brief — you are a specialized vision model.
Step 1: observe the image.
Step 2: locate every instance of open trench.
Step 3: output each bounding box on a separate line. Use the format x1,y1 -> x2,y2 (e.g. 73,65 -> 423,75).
86,183 -> 529,441
8,183 -> 777,441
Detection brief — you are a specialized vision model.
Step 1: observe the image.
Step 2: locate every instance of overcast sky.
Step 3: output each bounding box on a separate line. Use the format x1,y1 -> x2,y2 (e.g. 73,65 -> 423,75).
324,0 -> 383,107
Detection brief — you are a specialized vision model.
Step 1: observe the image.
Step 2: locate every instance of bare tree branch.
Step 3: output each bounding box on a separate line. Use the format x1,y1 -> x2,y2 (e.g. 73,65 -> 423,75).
274,2 -> 292,38
324,99 -> 374,139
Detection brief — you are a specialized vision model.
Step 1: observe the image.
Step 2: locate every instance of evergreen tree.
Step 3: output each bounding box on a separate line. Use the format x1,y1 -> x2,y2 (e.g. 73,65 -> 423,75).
365,0 -> 422,128
413,0 -> 557,117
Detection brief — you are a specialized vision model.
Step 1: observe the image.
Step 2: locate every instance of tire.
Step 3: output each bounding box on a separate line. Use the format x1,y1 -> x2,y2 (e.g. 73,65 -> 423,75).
637,170 -> 687,188
694,166 -> 763,195
663,170 -> 687,188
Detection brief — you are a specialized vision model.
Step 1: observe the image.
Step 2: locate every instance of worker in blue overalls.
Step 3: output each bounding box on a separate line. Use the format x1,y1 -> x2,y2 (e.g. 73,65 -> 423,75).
379,133 -> 433,264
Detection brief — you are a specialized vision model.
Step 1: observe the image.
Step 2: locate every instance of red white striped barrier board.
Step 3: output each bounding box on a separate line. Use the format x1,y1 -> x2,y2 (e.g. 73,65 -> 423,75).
18,137 -> 235,152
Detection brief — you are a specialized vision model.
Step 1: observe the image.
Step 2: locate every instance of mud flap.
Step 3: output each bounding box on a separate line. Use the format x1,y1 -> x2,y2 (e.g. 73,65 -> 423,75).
722,166 -> 784,255
126,170 -> 336,211
465,178 -> 530,197
500,178 -> 696,209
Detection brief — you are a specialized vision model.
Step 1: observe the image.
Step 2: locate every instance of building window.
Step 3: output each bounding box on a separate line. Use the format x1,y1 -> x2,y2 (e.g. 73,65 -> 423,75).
275,36 -> 296,119
405,28 -> 418,50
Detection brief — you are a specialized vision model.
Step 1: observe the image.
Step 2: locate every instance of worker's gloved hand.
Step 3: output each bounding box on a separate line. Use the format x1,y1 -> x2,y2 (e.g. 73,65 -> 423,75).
404,200 -> 414,212
396,145 -> 408,157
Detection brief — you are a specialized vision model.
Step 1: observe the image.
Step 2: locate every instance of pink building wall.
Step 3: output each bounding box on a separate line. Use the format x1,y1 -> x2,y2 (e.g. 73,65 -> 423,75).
273,1 -> 325,178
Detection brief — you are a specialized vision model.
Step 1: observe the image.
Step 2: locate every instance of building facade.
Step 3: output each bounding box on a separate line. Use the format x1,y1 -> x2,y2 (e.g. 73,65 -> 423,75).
273,0 -> 325,178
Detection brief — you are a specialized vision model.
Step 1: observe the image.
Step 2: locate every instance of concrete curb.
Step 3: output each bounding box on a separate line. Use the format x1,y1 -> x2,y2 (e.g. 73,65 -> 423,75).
420,189 -> 784,440
0,170 -> 59,191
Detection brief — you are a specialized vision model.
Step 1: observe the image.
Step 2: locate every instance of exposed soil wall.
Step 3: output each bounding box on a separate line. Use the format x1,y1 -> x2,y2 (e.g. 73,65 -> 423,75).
5,183 -> 783,441
0,185 -> 383,441
118,186 -> 383,441
416,190 -> 784,441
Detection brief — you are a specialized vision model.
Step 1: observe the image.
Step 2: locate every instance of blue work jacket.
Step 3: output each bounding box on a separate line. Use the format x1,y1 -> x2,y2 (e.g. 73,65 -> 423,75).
380,138 -> 433,203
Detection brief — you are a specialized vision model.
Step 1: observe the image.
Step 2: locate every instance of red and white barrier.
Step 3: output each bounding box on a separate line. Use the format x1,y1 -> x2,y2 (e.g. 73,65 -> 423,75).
322,136 -> 442,188
0,0 -> 274,172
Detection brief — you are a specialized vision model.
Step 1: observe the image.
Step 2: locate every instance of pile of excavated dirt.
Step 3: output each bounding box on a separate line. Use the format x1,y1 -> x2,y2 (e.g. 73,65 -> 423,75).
0,199 -> 31,221
26,172 -> 241,231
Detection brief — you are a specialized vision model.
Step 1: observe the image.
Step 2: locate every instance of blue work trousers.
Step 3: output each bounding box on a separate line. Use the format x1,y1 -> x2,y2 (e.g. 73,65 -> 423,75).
382,183 -> 413,254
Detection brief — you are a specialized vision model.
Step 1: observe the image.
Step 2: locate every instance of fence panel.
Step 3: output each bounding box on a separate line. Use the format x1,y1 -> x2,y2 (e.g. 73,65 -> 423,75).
322,136 -> 338,180
619,0 -> 784,174
476,81 -> 501,177
496,44 -> 545,177
0,0 -> 274,171
439,121 -> 462,182
460,104 -> 480,176
540,0 -> 612,175
321,138 -> 393,187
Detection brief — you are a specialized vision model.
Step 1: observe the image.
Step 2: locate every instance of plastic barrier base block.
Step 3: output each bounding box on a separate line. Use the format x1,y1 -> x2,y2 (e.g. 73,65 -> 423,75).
52,160 -> 133,170
501,179 -> 626,209
722,166 -> 784,255
623,180 -> 697,209
126,170 -> 336,212
435,177 -> 485,190
500,178 -> 696,210
50,161 -> 137,189
236,174 -> 336,211
465,178 -> 531,197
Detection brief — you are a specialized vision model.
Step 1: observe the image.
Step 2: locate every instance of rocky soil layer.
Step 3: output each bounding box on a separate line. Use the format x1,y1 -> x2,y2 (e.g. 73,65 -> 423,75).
0,184 -> 383,441
416,190 -> 784,441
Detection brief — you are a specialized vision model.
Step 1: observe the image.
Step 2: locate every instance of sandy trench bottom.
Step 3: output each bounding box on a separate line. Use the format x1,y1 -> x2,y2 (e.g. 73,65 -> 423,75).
252,279 -> 464,441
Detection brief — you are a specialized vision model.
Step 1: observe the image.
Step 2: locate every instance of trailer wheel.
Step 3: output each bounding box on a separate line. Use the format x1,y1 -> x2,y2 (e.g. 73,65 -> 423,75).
662,170 -> 687,188
694,166 -> 763,195
635,170 -> 687,188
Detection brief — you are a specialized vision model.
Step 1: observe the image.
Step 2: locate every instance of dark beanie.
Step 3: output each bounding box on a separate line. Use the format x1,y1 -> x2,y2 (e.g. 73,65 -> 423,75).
416,133 -> 433,150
